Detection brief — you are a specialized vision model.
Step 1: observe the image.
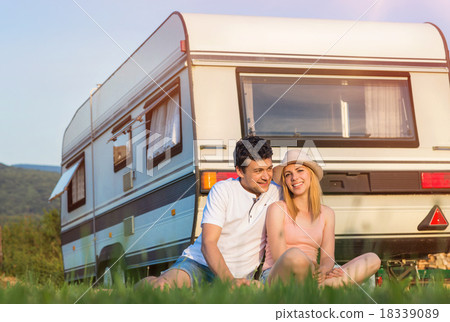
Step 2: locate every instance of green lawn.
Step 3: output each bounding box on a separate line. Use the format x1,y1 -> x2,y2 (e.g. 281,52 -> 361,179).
0,274 -> 448,304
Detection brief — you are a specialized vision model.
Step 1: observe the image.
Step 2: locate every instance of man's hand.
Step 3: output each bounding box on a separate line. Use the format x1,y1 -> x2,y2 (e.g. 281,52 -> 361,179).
231,278 -> 251,289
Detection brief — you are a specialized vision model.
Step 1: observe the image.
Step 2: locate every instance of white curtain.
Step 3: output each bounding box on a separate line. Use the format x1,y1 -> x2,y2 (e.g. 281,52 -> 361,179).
147,93 -> 181,160
164,93 -> 181,150
364,83 -> 404,138
243,80 -> 255,134
147,102 -> 167,159
72,165 -> 85,203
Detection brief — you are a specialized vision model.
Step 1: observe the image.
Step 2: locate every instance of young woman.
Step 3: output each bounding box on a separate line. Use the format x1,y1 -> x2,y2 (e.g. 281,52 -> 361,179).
262,150 -> 381,287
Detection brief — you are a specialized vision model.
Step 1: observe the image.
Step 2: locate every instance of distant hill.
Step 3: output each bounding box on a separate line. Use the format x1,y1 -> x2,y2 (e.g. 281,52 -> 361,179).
12,164 -> 60,173
0,164 -> 60,224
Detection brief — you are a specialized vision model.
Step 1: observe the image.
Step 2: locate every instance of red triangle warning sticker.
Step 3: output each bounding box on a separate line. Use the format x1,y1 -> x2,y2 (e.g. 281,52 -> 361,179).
417,205 -> 449,231
430,208 -> 448,225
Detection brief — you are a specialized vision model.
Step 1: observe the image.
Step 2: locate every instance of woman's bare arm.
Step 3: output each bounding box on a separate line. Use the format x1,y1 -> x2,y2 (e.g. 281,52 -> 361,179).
266,201 -> 288,263
317,206 -> 339,282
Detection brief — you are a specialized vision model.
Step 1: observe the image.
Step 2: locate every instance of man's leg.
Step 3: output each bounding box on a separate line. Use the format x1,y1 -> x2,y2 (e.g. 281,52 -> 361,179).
139,268 -> 191,290
135,256 -> 215,289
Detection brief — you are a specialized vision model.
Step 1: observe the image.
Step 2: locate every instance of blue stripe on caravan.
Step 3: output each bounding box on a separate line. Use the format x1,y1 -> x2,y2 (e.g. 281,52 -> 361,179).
61,174 -> 197,245
64,263 -> 96,281
125,239 -> 191,267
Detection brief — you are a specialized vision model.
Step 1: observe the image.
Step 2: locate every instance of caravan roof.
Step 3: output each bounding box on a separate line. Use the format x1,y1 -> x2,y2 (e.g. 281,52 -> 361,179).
184,13 -> 447,60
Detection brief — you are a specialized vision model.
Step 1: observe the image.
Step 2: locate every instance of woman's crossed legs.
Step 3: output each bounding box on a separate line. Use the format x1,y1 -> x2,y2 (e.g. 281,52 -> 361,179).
266,248 -> 381,288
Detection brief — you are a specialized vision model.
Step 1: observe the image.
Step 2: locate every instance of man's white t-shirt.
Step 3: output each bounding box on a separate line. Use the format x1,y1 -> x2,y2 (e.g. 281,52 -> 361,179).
182,178 -> 281,278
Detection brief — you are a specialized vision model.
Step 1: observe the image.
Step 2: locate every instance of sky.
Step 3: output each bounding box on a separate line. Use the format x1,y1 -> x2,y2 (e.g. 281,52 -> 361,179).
0,0 -> 449,166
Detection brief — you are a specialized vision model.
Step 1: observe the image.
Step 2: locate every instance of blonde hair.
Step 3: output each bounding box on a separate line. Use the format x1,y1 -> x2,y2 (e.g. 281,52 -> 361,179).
281,165 -> 322,221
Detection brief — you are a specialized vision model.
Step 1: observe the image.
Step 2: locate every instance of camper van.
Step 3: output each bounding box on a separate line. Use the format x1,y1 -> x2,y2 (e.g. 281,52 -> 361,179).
50,12 -> 450,283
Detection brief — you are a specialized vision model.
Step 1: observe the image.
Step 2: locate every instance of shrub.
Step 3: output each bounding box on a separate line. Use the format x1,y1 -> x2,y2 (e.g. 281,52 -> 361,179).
1,209 -> 63,284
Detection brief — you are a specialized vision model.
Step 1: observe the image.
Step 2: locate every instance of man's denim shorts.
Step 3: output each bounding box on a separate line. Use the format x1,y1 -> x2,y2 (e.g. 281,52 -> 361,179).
162,256 -> 215,286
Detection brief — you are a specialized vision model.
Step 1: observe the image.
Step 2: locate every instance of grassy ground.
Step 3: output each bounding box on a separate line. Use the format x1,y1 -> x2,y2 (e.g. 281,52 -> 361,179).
0,273 -> 448,304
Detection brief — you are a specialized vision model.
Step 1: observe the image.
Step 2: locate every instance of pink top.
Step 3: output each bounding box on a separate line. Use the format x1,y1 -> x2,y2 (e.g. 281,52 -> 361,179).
263,207 -> 325,271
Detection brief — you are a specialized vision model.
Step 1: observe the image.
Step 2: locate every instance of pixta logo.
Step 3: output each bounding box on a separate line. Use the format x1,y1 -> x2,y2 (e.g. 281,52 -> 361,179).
123,135 -> 325,177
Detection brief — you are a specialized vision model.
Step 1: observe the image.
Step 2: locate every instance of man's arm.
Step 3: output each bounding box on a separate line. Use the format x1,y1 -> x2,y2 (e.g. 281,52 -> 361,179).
201,223 -> 233,279
201,223 -> 250,286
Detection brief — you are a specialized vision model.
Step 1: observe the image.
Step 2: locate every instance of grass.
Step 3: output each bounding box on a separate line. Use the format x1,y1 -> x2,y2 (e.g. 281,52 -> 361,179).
0,273 -> 448,304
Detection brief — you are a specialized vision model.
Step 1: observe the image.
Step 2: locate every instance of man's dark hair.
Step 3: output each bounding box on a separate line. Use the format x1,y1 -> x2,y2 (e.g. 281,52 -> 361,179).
234,135 -> 273,171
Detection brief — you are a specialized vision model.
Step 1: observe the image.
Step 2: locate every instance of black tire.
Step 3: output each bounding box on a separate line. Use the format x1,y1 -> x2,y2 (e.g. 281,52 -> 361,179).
97,259 -> 126,287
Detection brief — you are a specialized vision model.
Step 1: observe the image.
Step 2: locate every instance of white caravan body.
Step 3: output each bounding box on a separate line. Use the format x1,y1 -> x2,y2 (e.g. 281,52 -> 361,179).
51,13 -> 450,281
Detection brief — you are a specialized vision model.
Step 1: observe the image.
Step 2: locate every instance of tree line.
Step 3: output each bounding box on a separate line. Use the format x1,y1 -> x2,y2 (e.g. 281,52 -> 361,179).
0,163 -> 60,224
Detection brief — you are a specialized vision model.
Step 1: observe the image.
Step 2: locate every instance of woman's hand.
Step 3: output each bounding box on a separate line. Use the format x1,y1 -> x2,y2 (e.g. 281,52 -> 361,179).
315,266 -> 344,284
325,267 -> 345,279
314,267 -> 328,284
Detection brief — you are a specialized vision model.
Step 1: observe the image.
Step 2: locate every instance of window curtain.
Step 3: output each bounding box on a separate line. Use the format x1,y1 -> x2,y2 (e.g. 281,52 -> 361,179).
243,80 -> 255,135
164,93 -> 181,150
364,83 -> 404,138
147,102 -> 167,159
147,93 -> 181,161
72,165 -> 85,203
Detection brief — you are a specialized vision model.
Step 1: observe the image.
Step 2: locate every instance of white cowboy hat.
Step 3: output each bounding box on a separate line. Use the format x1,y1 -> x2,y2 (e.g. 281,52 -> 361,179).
273,149 -> 323,185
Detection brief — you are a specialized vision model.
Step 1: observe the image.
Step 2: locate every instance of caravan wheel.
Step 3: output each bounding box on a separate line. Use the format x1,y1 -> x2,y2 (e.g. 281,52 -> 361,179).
98,261 -> 126,288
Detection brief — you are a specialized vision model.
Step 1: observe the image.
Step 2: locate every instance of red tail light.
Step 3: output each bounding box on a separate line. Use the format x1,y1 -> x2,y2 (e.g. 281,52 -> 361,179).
201,171 -> 238,193
421,172 -> 450,189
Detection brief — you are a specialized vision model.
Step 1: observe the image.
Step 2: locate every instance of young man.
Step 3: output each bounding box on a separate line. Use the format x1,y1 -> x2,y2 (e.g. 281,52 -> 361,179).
138,136 -> 280,288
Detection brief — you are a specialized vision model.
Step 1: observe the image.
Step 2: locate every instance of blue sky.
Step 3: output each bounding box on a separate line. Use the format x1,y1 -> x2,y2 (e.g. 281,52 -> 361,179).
0,0 -> 449,166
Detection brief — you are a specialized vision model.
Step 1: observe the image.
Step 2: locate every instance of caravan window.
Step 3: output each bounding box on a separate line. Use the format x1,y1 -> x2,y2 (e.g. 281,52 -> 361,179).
240,72 -> 417,147
145,85 -> 182,168
68,156 -> 86,212
112,115 -> 132,172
